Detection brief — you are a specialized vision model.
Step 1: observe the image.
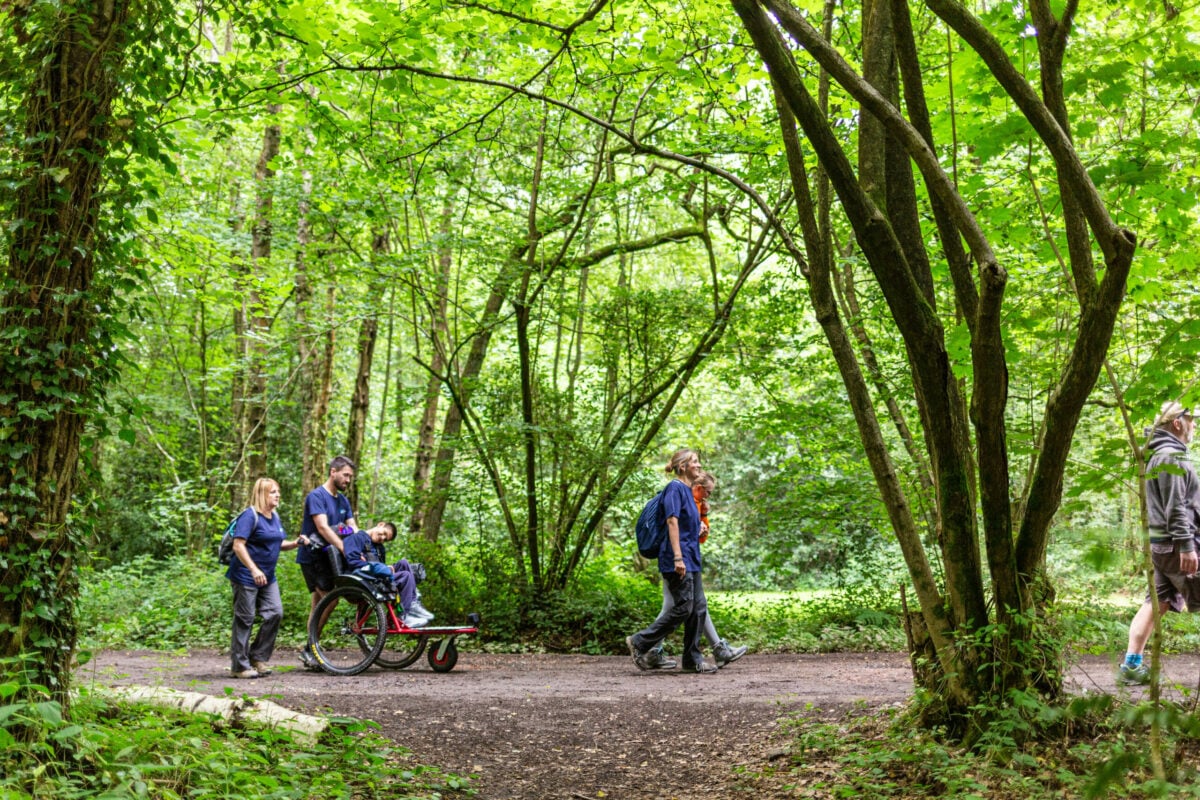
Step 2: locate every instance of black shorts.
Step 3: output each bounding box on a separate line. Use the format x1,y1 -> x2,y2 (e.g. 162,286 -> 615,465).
300,557 -> 336,593
1150,542 -> 1200,612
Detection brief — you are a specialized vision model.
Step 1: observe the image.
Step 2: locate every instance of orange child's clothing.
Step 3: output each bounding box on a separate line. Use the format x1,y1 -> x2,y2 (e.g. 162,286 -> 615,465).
693,485 -> 710,544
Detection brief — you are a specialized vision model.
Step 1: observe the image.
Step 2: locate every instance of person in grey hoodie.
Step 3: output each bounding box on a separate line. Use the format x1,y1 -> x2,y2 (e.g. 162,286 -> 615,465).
1119,400 -> 1199,684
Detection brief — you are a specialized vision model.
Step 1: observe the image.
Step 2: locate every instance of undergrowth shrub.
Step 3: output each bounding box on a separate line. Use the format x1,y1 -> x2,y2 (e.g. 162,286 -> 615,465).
0,656 -> 471,799
79,555 -> 311,650
77,546 -> 908,655
756,693 -> 1200,798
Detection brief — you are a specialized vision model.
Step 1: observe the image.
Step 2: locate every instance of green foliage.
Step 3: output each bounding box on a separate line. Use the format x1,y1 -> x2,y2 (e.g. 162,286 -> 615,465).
414,543 -> 666,653
0,656 -> 470,798
757,693 -> 1200,798
75,545 -> 909,655
78,556 -> 313,651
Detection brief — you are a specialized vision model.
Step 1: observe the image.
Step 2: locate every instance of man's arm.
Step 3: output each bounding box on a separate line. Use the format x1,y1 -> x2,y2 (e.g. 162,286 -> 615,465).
311,513 -> 345,553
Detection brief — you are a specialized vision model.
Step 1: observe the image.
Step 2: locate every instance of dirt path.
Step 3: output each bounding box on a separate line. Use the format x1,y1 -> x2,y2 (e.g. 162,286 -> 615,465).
80,649 -> 1200,799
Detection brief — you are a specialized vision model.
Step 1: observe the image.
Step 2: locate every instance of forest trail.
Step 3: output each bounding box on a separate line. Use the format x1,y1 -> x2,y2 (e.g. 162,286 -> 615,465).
82,650 -> 1200,799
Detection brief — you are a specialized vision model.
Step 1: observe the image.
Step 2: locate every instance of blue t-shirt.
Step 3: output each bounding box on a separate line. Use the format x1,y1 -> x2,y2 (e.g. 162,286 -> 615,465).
296,486 -> 355,565
226,508 -> 287,587
342,530 -> 386,570
657,479 -> 702,574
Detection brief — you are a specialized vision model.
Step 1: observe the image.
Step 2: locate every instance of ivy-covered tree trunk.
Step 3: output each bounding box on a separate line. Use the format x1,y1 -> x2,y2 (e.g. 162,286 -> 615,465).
0,0 -> 137,711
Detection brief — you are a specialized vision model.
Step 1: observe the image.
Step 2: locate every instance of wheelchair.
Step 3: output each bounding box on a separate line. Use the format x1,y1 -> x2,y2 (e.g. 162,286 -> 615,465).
306,548 -> 480,676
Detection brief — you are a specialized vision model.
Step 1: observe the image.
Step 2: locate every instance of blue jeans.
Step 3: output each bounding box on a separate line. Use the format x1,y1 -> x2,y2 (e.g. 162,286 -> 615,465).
629,571 -> 708,668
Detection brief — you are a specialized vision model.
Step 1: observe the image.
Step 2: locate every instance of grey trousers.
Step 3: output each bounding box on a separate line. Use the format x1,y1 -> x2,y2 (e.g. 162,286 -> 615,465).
231,580 -> 283,671
630,571 -> 708,669
661,578 -> 720,647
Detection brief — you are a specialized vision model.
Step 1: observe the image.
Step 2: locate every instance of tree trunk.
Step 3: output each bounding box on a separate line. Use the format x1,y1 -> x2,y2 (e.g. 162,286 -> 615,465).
243,112 -> 281,492
410,206 -> 454,536
295,130 -> 333,492
0,0 -> 137,714
345,232 -> 388,509
517,120 -> 547,587
736,0 -> 1136,736
229,178 -> 247,504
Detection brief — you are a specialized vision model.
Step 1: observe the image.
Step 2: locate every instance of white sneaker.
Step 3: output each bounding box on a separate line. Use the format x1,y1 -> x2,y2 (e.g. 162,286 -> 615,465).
402,613 -> 429,628
408,600 -> 435,622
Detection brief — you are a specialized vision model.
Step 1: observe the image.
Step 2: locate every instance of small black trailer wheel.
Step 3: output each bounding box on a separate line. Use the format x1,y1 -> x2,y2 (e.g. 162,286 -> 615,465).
427,638 -> 459,672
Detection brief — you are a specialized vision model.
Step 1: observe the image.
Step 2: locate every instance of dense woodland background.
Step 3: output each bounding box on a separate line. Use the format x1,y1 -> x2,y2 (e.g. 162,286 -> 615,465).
6,0 -> 1200,753
79,1 -> 1200,585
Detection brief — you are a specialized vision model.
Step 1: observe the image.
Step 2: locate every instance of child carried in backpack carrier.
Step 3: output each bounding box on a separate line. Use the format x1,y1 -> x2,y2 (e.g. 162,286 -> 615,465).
340,522 -> 435,627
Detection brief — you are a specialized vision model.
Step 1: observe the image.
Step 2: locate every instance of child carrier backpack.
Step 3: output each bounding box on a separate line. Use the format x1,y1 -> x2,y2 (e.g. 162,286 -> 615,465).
635,491 -> 668,559
216,508 -> 257,565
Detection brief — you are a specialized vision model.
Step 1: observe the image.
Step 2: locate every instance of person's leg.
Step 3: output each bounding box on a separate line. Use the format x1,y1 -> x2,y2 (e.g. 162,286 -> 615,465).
643,582 -> 679,668
301,562 -> 328,621
703,609 -> 720,648
249,581 -> 283,666
309,558 -> 338,629
1121,547 -> 1186,682
680,572 -> 709,671
230,583 -> 257,672
393,568 -> 416,612
630,572 -> 691,653
1125,600 -> 1156,658
299,563 -> 333,668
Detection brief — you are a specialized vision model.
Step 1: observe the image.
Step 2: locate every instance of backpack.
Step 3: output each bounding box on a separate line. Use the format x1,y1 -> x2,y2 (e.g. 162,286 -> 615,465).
635,491 -> 668,559
217,508 -> 258,565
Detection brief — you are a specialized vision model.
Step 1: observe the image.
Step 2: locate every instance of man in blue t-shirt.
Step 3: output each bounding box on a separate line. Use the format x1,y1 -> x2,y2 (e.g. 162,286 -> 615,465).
297,455 -> 356,667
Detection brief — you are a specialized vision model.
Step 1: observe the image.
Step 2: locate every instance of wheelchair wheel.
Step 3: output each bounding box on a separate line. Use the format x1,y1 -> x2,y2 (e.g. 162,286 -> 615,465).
373,632 -> 427,670
309,585 -> 386,675
427,638 -> 458,673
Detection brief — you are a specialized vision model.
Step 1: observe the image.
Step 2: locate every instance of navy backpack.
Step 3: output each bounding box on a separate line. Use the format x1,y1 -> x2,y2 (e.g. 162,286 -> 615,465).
635,491 -> 668,559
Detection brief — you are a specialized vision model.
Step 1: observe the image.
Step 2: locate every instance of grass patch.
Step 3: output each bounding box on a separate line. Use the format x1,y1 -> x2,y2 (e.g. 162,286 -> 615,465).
705,587 -> 907,654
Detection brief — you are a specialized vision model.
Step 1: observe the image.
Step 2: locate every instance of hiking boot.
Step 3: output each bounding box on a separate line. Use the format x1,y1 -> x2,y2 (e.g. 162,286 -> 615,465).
713,641 -> 748,668
643,647 -> 677,670
232,668 -> 260,679
299,646 -> 321,671
626,635 -> 651,671
1119,661 -> 1151,685
251,661 -> 273,675
681,660 -> 718,674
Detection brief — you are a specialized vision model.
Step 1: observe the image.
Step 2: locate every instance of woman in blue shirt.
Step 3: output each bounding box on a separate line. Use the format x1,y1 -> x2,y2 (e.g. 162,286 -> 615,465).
625,448 -> 716,673
228,477 -> 308,679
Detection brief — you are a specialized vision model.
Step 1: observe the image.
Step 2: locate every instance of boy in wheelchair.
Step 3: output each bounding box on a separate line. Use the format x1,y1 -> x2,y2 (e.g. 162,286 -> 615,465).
340,522 -> 434,628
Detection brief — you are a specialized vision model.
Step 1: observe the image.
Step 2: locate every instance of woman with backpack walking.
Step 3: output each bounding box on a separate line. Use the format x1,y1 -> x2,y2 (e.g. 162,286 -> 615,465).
625,448 -> 717,673
646,470 -> 748,669
227,477 -> 308,679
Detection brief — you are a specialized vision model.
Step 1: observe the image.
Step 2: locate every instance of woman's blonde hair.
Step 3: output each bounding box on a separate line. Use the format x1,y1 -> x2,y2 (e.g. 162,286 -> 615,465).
250,478 -> 280,515
664,448 -> 699,476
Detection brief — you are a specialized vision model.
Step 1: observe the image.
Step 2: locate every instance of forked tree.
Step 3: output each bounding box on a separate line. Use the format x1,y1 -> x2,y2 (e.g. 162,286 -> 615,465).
731,0 -> 1136,735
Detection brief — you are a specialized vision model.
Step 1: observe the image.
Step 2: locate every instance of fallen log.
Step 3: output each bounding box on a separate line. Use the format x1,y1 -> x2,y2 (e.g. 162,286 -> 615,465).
94,686 -> 329,744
